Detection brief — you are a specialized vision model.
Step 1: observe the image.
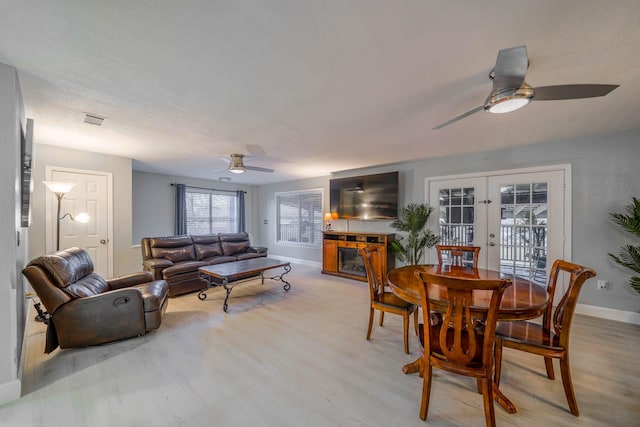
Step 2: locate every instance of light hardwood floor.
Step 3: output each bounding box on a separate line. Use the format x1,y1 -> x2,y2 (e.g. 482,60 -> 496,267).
2,264 -> 639,426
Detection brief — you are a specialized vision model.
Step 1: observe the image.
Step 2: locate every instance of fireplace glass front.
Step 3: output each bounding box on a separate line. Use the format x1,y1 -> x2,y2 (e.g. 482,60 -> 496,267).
338,247 -> 366,278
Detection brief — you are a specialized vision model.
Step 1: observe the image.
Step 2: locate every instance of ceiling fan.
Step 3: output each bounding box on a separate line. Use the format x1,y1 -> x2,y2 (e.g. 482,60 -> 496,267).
220,153 -> 274,174
433,45 -> 619,130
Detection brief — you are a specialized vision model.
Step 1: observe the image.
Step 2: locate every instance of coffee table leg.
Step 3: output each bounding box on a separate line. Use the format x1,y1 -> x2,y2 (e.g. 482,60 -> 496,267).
222,278 -> 231,312
267,264 -> 291,291
198,274 -> 210,300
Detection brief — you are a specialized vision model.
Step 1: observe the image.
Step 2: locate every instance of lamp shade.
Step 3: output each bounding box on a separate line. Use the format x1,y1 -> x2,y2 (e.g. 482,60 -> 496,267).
43,181 -> 76,194
74,212 -> 91,223
324,212 -> 333,221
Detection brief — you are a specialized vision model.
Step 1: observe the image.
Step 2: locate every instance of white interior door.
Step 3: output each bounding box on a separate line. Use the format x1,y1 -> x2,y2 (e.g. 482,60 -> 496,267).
427,166 -> 570,288
47,167 -> 113,278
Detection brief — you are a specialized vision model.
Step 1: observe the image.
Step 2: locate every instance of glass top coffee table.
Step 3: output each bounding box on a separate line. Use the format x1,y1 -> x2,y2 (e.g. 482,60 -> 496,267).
198,258 -> 292,312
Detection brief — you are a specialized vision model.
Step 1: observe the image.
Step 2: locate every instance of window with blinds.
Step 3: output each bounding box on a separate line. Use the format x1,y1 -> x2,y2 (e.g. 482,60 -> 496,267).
276,189 -> 323,246
186,189 -> 238,235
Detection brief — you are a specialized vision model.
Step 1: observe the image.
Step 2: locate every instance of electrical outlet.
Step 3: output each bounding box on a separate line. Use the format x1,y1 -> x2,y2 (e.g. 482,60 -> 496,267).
597,280 -> 609,290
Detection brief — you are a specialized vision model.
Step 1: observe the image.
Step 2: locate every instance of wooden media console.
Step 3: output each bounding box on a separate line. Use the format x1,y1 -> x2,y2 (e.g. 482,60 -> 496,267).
322,231 -> 395,282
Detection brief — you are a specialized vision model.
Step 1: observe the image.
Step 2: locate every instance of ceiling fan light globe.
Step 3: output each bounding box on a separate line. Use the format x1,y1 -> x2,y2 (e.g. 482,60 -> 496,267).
485,84 -> 534,114
229,166 -> 245,174
486,97 -> 531,114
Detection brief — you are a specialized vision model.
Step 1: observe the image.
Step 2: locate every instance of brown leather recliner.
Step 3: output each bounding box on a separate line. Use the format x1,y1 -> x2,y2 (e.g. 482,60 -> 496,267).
23,247 -> 169,353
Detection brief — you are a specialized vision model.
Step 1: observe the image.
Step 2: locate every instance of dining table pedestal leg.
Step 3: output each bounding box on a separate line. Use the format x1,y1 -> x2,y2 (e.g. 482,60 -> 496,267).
401,357 -> 421,375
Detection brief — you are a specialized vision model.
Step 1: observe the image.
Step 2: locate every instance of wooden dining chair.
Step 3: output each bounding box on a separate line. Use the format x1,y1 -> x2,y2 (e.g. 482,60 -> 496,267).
494,259 -> 596,416
359,246 -> 418,354
414,269 -> 511,426
436,244 -> 481,268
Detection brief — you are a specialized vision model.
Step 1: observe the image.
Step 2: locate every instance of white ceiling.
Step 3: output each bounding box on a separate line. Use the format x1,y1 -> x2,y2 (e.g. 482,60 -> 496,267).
1,1 -> 639,184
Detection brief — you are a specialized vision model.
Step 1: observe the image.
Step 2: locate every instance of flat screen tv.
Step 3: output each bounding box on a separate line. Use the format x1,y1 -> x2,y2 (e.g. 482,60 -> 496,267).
330,171 -> 399,220
20,118 -> 34,227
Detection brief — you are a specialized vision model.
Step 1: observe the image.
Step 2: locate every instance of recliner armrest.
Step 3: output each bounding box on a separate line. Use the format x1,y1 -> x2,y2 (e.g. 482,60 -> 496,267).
107,271 -> 154,290
247,246 -> 268,254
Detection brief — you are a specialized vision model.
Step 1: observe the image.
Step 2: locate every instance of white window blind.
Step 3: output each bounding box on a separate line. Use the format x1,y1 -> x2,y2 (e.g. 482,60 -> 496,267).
276,189 -> 323,246
186,189 -> 238,235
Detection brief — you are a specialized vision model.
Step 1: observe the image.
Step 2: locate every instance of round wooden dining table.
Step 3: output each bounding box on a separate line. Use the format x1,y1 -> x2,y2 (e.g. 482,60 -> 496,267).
386,264 -> 550,414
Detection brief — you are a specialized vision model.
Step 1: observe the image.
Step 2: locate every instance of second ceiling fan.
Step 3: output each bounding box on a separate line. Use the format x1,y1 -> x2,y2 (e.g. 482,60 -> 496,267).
433,45 -> 619,130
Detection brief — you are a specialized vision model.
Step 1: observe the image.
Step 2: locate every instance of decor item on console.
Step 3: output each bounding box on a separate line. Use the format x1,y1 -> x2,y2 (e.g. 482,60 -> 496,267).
141,232 -> 267,297
389,203 -> 440,265
22,247 -> 169,353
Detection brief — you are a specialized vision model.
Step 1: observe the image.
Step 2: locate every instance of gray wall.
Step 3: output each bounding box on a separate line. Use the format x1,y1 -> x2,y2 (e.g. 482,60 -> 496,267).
132,171 -> 259,244
29,145 -> 139,276
258,131 -> 640,314
0,63 -> 26,405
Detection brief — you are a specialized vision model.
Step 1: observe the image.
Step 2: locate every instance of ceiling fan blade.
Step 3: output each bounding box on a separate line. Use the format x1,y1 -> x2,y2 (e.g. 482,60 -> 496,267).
533,84 -> 619,101
492,45 -> 528,90
219,156 -> 231,164
245,165 -> 274,173
433,105 -> 484,130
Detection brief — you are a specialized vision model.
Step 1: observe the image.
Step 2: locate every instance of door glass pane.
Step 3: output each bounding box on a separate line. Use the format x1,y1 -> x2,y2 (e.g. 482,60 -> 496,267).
438,186 -> 475,247
499,182 -> 548,285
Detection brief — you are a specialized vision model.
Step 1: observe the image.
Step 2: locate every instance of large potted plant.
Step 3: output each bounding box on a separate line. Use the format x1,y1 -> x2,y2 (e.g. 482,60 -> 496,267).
390,203 -> 440,265
608,197 -> 640,293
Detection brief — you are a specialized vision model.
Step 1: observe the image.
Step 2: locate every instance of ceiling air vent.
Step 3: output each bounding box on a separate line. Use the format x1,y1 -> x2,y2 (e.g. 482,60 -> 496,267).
84,113 -> 105,126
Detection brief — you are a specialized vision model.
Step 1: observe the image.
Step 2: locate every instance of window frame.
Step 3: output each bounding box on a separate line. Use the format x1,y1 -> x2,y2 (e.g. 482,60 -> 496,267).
185,188 -> 239,235
275,188 -> 324,247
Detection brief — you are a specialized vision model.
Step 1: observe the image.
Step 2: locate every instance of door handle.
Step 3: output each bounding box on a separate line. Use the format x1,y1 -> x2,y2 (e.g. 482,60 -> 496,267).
489,242 -> 496,247
100,239 -> 109,244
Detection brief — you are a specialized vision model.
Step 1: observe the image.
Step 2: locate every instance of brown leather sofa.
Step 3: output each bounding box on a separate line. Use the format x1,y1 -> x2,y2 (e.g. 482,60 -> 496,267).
141,232 -> 268,297
23,247 -> 169,353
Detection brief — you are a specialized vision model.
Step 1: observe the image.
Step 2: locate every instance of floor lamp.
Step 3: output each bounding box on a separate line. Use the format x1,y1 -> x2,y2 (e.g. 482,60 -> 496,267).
38,181 -> 90,323
43,181 -> 90,251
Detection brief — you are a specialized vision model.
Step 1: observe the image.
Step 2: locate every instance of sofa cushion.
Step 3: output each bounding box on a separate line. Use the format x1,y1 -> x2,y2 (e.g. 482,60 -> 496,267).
147,236 -> 196,262
236,252 -> 267,261
151,246 -> 196,263
204,256 -> 237,265
63,272 -> 110,299
220,235 -> 251,256
162,261 -> 208,278
192,235 -> 224,260
148,236 -> 193,248
29,247 -> 95,289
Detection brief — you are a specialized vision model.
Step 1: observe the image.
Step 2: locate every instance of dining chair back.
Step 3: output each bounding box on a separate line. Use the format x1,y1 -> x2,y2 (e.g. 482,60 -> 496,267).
495,259 -> 596,416
360,246 -> 418,354
436,244 -> 481,268
414,269 -> 511,426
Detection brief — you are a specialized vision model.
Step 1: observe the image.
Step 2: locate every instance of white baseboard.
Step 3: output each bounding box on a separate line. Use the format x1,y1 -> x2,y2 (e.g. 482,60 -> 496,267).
0,378 -> 21,406
576,303 -> 640,325
270,256 -> 322,269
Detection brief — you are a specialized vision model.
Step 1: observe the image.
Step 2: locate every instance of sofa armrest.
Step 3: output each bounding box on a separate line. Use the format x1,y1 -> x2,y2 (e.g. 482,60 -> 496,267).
143,258 -> 174,280
247,246 -> 268,254
107,271 -> 154,290
53,288 -> 146,348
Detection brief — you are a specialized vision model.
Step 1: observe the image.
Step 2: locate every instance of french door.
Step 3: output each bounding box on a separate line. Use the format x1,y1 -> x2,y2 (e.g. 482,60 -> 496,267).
427,166 -> 570,288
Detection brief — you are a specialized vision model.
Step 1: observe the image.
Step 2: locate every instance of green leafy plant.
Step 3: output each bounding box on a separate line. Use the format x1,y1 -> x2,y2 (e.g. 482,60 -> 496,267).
390,203 -> 440,265
608,197 -> 640,293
